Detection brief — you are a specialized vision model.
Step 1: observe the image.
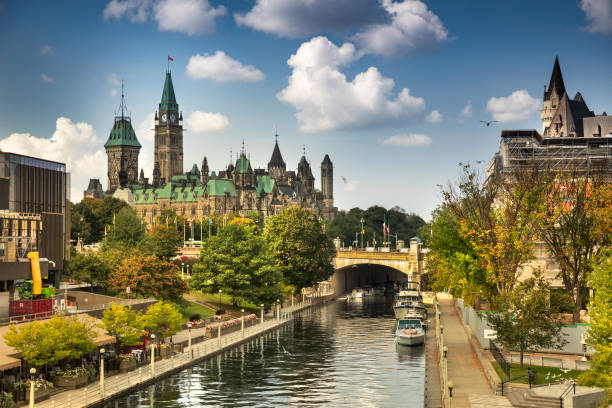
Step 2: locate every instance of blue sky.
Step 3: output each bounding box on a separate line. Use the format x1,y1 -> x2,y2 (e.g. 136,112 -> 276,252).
0,0 -> 610,218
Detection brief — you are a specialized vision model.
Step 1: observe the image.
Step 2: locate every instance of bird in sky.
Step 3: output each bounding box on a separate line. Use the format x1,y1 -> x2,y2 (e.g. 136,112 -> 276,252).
480,120 -> 499,127
341,176 -> 347,183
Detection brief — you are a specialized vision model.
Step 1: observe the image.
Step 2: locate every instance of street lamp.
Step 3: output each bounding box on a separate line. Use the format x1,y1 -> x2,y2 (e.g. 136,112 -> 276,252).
29,367 -> 36,408
443,346 -> 448,359
241,309 -> 245,338
218,289 -> 223,312
276,299 -> 280,321
150,334 -> 156,376
181,262 -> 185,280
99,348 -> 106,398
291,290 -> 295,307
360,217 -> 365,249
448,380 -> 454,408
260,304 -> 264,325
440,324 -> 444,335
187,323 -> 192,359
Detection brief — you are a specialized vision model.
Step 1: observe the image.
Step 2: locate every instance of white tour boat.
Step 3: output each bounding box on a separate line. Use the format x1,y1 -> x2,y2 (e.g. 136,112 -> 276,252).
395,318 -> 425,346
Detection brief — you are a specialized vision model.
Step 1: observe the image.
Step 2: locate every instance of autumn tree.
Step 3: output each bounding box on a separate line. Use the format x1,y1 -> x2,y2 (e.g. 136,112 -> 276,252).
442,163 -> 544,297
487,272 -> 567,367
191,223 -> 283,307
107,254 -> 188,301
537,171 -> 612,323
579,249 -> 612,388
142,301 -> 182,343
4,316 -> 96,367
65,250 -> 109,291
101,303 -> 145,349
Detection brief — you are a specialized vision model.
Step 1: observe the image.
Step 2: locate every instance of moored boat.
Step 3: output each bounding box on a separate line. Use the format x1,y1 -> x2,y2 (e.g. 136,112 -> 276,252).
395,318 -> 425,346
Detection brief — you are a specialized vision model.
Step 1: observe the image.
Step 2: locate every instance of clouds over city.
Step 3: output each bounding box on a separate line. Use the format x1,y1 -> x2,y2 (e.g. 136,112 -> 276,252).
103,0 -> 226,35
277,36 -> 426,132
0,118 -> 106,200
186,51 -> 265,82
486,90 -> 541,122
381,134 -> 432,147
579,0 -> 612,34
425,110 -> 443,123
187,111 -> 229,132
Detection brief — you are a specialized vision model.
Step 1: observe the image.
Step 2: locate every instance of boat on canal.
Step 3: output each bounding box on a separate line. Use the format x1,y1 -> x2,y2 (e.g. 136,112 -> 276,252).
395,318 -> 425,346
393,289 -> 426,319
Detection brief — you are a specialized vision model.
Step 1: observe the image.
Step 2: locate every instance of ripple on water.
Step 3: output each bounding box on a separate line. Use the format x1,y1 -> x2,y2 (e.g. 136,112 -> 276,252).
111,299 -> 425,408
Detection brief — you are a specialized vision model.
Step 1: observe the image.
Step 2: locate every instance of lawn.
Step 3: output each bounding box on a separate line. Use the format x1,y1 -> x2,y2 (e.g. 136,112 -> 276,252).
186,290 -> 260,311
171,299 -> 215,323
492,362 -> 581,385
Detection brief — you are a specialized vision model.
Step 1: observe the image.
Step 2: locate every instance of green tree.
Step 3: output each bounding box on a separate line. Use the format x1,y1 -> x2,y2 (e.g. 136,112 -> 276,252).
65,250 -> 110,291
101,303 -> 145,349
264,208 -> 335,292
140,224 -> 182,259
486,272 -> 567,367
578,249 -> 612,387
107,254 -> 188,301
191,223 -> 283,307
4,316 -> 96,367
106,207 -> 146,247
142,301 -> 182,343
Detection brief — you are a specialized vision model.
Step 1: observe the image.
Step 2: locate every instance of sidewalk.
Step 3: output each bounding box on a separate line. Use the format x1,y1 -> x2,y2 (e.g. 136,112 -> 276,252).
438,297 -> 495,408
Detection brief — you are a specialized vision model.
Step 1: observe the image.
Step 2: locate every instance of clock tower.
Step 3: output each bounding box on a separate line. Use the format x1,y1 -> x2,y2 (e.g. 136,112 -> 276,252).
104,84 -> 141,192
154,70 -> 183,183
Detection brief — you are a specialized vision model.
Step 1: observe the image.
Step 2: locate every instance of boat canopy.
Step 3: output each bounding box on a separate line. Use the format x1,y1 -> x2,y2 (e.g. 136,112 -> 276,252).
397,319 -> 422,329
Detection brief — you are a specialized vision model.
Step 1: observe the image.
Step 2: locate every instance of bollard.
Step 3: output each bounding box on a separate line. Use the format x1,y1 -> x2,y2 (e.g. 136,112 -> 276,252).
84,387 -> 88,405
68,394 -> 72,408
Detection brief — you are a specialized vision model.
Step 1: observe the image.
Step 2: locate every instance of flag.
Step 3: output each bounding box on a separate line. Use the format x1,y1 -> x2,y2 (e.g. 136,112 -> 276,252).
168,56 -> 174,61
209,218 -> 213,224
387,216 -> 390,234
382,215 -> 386,235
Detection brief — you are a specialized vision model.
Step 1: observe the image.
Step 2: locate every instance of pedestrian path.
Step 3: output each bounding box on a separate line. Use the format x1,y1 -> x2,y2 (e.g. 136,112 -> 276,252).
438,297 -> 496,408
33,301 -> 313,407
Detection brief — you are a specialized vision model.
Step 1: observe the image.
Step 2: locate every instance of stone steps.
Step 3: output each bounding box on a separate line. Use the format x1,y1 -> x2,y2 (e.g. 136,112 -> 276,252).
508,389 -> 561,408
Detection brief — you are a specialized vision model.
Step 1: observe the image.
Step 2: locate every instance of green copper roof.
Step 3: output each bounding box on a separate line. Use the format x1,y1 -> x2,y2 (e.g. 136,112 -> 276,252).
160,72 -> 178,111
235,154 -> 251,174
256,175 -> 275,198
206,179 -> 237,197
104,119 -> 141,148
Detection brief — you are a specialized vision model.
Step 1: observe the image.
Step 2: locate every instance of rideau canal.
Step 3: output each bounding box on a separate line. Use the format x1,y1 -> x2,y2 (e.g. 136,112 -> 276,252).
113,299 -> 425,407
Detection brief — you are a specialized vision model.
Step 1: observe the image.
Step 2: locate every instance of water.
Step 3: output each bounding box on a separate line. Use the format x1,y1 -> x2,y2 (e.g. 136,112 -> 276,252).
114,299 -> 425,407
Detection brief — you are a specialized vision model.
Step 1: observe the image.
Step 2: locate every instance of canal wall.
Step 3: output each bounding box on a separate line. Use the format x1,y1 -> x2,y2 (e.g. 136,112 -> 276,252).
33,296 -> 335,408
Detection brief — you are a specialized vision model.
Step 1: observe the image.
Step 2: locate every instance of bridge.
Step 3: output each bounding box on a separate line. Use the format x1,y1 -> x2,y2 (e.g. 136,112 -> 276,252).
329,245 -> 425,296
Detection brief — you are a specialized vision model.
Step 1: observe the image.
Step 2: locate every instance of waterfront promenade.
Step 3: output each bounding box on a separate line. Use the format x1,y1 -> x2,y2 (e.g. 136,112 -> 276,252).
32,300 -> 318,407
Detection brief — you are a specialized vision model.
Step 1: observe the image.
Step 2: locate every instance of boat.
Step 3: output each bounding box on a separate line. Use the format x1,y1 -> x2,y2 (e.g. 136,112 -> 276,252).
348,287 -> 364,301
395,318 -> 425,346
394,302 -> 427,320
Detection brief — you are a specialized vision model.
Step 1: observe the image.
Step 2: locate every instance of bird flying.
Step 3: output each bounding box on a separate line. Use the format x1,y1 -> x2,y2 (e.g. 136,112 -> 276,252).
480,120 -> 499,127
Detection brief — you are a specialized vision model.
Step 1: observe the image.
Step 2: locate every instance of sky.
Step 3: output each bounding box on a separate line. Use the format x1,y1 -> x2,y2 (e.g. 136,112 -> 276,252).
0,0 -> 610,219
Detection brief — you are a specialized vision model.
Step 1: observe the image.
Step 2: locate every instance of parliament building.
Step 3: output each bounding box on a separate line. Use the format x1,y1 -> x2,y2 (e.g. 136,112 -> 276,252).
85,71 -> 337,224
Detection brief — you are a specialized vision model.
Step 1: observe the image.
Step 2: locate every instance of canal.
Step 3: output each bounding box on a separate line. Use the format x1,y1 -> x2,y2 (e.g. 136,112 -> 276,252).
113,298 -> 425,407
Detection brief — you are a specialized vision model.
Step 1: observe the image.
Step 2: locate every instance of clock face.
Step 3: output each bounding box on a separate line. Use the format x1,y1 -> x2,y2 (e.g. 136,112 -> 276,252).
170,113 -> 176,123
161,113 -> 167,122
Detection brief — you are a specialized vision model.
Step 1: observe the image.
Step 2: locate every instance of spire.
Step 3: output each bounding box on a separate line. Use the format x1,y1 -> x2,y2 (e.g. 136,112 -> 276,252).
105,83 -> 141,149
202,156 -> 209,172
160,71 -> 178,111
322,154 -> 332,166
545,56 -> 566,101
268,136 -> 286,169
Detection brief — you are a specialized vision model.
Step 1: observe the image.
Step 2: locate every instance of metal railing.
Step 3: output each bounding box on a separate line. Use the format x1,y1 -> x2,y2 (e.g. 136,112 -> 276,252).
433,296 -> 448,402
559,380 -> 576,408
33,301 -> 312,407
489,341 -> 511,379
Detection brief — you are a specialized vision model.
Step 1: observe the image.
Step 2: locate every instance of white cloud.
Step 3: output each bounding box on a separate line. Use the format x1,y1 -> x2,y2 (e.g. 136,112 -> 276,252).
41,73 -> 55,84
353,0 -> 448,57
0,118 -> 106,201
343,179 -> 360,192
234,0 -> 386,38
486,90 -> 541,122
277,36 -> 426,132
186,111 -> 229,132
579,0 -> 612,34
461,100 -> 473,118
425,109 -> 443,123
186,51 -> 265,82
381,134 -> 431,147
106,72 -> 121,86
103,0 -> 226,35
39,45 -> 54,56
136,112 -> 155,142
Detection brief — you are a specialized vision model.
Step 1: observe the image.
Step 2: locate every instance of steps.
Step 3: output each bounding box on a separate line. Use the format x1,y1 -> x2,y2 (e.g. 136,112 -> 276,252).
508,389 -> 561,408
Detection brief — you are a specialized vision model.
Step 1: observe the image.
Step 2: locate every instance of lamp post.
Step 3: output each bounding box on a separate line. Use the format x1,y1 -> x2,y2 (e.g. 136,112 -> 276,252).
241,309 -> 245,338
448,380 -> 454,408
218,317 -> 221,346
187,323 -> 192,359
291,290 -> 294,307
28,367 -> 36,408
276,299 -> 280,321
181,262 -> 185,280
150,334 -> 156,376
99,348 -> 106,398
360,217 -> 365,249
218,289 -> 222,312
260,304 -> 264,325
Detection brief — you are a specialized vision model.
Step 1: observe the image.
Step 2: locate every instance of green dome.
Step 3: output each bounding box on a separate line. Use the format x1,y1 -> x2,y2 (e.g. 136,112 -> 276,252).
104,119 -> 141,148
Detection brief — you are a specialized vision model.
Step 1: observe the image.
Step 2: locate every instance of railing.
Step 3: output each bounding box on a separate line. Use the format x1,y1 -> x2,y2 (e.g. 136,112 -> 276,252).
34,301 -> 312,407
489,341 -> 511,379
500,368 -> 536,396
559,380 -> 576,408
433,295 -> 448,402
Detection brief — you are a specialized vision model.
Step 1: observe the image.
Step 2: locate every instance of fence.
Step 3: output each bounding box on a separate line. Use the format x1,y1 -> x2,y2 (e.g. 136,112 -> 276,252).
32,300 -> 313,407
489,341 -> 510,379
433,295 -> 448,403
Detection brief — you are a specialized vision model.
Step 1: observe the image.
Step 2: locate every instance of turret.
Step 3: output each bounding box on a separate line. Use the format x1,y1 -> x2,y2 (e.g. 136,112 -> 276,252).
267,133 -> 286,180
541,57 -> 567,135
321,154 -> 333,206
201,156 -> 209,184
297,155 -> 314,193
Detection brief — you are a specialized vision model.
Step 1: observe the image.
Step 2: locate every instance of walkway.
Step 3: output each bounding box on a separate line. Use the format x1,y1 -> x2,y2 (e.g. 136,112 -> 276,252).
425,307 -> 443,408
32,301 -> 314,408
438,297 -> 495,408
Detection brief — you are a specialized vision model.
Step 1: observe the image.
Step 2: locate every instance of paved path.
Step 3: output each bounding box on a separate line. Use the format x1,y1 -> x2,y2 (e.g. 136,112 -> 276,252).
438,298 -> 495,408
425,308 -> 443,408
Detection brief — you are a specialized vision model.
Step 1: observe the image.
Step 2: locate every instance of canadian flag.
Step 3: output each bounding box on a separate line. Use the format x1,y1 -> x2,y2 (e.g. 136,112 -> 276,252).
168,56 -> 174,61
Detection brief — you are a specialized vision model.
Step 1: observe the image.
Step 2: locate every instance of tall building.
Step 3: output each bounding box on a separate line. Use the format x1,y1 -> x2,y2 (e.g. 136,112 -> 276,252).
104,86 -> 141,192
321,154 -> 333,208
154,71 -> 184,184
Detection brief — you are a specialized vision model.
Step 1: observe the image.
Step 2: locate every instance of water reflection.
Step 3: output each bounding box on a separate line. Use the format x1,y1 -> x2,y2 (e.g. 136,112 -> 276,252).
112,299 -> 425,407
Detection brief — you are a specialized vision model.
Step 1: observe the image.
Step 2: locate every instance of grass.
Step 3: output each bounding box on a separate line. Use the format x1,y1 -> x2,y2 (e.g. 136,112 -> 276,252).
186,290 -> 260,311
171,299 -> 215,323
492,362 -> 581,385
